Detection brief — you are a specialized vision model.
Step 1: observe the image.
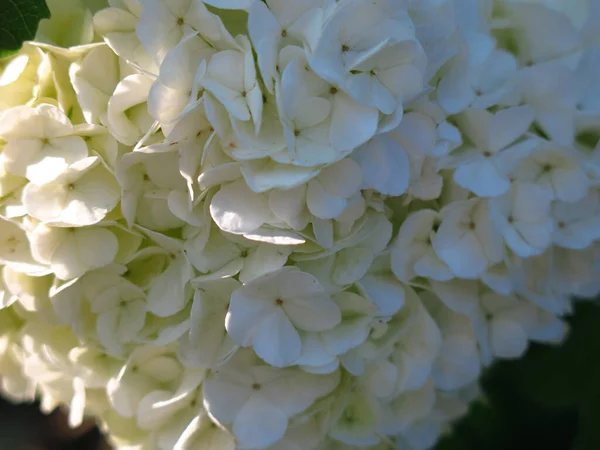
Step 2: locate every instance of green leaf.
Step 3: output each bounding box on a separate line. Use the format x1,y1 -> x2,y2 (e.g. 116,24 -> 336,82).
0,0 -> 51,59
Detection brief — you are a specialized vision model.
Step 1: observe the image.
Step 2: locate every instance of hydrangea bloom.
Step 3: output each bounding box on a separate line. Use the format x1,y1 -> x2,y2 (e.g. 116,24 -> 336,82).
0,0 -> 599,449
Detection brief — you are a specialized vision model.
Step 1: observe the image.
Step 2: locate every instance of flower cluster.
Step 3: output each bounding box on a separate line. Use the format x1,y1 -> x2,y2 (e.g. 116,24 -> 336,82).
1,0 -> 599,448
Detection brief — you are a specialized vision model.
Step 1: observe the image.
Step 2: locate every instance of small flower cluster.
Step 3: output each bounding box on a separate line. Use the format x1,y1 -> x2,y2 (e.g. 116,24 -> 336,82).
1,0 -> 599,449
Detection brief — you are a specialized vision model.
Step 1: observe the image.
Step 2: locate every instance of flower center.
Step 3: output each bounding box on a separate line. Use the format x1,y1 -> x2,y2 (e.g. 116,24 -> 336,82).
252,383 -> 261,391
177,17 -> 184,25
275,298 -> 283,305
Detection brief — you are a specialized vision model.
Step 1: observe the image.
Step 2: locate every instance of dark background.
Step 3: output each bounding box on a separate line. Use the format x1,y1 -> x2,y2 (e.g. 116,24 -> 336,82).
1,301 -> 599,450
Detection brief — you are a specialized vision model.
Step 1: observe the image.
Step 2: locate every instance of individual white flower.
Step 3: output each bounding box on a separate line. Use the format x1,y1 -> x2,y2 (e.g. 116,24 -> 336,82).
199,36 -> 263,131
551,188 -> 600,249
424,295 -> 481,391
244,158 -> 363,232
116,144 -> 187,230
70,45 -> 137,126
107,73 -> 155,146
136,0 -> 237,65
391,209 -> 453,283
432,119 -> 463,158
309,0 -> 427,116
93,0 -> 158,74
549,245 -> 600,298
0,218 -> 49,276
474,291 -> 567,361
0,43 -> 53,111
90,278 -> 148,356
202,349 -> 339,449
248,0 -> 333,93
1,265 -> 54,320
507,251 -> 573,315
488,181 -> 554,257
406,0 -> 458,82
335,286 -> 437,380
399,388 -> 471,450
495,2 -> 582,66
225,267 -> 341,367
433,198 -> 505,279
301,159 -> 363,219
513,142 -> 591,202
28,223 -> 119,280
0,104 -> 89,184
392,112 -> 443,200
134,228 -> 195,318
294,291 -> 377,374
147,33 -> 215,127
178,279 -> 239,368
134,381 -> 210,450
23,156 -> 120,227
515,61 -> 577,145
275,54 -> 352,167
386,287 -> 443,394
355,253 -> 407,318
106,345 -> 191,419
437,38 -> 517,114
442,106 -> 537,197
185,220 -> 291,283
501,0 -> 590,30
209,178 -> 277,235
352,132 -> 411,197
328,386 -> 383,447
295,213 -> 393,296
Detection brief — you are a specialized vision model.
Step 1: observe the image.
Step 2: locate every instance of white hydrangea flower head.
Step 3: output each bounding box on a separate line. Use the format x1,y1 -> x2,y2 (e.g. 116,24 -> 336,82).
0,0 -> 599,448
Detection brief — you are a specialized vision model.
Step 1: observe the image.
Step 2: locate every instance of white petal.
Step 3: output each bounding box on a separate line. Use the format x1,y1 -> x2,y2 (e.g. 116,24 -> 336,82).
210,180 -> 272,234
330,92 -> 378,152
353,134 -> 410,196
454,157 -> 510,197
357,274 -> 405,316
253,308 -> 301,367
306,180 -> 347,219
226,292 -> 275,347
282,293 -> 341,332
233,395 -> 288,449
